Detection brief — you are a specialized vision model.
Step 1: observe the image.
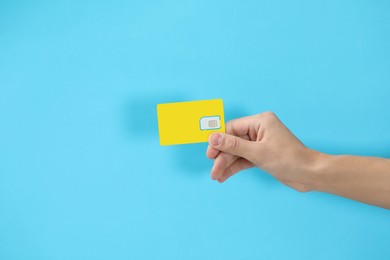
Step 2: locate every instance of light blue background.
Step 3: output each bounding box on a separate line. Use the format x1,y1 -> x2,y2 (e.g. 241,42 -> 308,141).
1,1 -> 390,259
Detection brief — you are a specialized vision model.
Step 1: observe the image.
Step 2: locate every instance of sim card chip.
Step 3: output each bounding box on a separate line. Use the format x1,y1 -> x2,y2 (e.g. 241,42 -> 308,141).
200,116 -> 221,130
208,120 -> 218,128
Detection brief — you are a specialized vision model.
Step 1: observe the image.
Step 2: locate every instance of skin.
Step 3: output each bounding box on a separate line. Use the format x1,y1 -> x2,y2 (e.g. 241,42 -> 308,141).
206,112 -> 390,209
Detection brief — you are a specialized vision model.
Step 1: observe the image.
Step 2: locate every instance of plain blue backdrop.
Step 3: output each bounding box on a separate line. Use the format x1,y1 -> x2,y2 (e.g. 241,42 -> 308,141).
1,1 -> 390,259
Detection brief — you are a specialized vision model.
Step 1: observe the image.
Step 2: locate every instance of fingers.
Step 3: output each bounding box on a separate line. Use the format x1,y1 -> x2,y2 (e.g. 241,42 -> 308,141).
206,114 -> 266,183
218,158 -> 254,183
208,132 -> 258,162
210,152 -> 239,180
206,145 -> 219,159
206,135 -> 250,159
206,112 -> 282,183
225,115 -> 261,140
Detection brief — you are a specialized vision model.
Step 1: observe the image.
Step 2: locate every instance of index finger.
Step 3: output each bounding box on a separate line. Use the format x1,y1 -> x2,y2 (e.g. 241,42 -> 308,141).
226,115 -> 261,140
206,145 -> 220,159
206,134 -> 250,159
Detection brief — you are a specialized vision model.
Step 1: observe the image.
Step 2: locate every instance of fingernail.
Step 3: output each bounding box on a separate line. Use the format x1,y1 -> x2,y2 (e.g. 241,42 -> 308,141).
210,133 -> 222,146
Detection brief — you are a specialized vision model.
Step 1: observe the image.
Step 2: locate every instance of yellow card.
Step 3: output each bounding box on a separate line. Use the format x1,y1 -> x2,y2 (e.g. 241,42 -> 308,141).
157,99 -> 225,146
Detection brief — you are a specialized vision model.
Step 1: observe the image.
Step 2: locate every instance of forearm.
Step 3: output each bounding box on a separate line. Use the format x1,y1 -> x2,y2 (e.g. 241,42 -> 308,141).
309,153 -> 390,209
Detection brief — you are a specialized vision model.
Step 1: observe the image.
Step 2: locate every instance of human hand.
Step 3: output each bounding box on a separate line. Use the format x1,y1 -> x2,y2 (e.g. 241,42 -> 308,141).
206,112 -> 319,192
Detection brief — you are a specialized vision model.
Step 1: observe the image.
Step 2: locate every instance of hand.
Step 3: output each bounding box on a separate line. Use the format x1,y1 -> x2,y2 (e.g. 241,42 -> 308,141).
206,112 -> 319,192
207,112 -> 390,209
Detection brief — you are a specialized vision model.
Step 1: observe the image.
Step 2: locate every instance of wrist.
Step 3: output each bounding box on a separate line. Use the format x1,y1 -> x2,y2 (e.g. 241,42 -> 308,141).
304,150 -> 334,192
300,149 -> 334,192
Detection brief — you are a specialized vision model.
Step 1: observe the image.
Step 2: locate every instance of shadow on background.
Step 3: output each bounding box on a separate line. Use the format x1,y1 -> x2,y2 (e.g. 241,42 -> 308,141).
124,94 -> 186,141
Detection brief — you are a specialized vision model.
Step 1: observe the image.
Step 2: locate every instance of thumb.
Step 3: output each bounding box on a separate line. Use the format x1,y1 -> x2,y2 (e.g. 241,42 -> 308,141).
208,132 -> 257,161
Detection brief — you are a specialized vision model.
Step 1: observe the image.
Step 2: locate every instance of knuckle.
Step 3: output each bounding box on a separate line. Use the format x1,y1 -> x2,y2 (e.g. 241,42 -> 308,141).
225,122 -> 233,134
262,111 -> 276,118
258,111 -> 279,125
226,136 -> 239,151
225,119 -> 238,135
295,184 -> 310,193
218,153 -> 229,165
223,167 -> 232,177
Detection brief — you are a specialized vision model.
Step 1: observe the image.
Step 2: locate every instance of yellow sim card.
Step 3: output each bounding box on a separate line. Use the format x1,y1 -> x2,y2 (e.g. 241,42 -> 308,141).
157,99 -> 225,146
